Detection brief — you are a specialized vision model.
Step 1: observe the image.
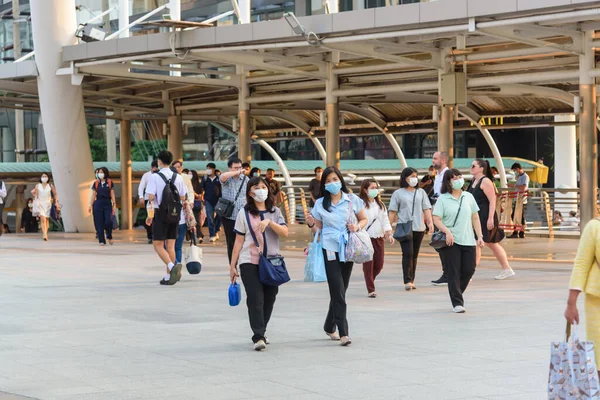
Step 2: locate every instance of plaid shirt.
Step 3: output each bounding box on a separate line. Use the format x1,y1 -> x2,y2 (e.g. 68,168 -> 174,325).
221,175 -> 248,220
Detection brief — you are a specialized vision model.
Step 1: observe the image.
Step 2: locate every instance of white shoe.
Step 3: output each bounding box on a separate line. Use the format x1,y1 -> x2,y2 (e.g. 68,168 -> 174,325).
209,236 -> 217,243
264,336 -> 270,345
340,336 -> 352,346
495,269 -> 516,280
453,306 -> 466,313
254,340 -> 266,351
326,331 -> 340,341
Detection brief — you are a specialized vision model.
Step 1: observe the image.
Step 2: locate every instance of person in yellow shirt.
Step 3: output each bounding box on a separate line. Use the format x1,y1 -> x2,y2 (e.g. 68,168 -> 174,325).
565,218 -> 600,377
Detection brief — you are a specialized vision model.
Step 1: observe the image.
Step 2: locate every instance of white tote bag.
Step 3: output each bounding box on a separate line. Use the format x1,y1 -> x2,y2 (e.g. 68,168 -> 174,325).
184,238 -> 202,275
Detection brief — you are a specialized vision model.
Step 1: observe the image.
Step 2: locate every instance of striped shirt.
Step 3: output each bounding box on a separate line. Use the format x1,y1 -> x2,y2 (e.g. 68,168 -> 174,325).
221,175 -> 248,220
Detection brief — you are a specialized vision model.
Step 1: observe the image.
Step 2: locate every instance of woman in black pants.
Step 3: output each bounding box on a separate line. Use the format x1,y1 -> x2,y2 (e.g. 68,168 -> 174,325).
229,177 -> 288,351
306,166 -> 368,347
432,169 -> 484,313
388,167 -> 434,290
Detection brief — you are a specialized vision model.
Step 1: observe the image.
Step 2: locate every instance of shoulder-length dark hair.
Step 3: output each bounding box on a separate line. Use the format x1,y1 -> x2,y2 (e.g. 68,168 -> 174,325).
98,166 -> 110,180
39,173 -> 51,183
190,170 -> 202,194
319,166 -> 349,212
474,158 -> 494,182
244,176 -> 275,216
441,168 -> 463,194
400,167 -> 418,188
360,179 -> 384,210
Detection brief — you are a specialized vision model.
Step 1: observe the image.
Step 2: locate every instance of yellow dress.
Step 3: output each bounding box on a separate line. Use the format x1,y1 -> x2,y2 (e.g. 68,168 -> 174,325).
570,219 -> 600,367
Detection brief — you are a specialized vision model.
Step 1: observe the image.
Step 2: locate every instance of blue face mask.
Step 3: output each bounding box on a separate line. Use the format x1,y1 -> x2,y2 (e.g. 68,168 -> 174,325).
325,181 -> 342,195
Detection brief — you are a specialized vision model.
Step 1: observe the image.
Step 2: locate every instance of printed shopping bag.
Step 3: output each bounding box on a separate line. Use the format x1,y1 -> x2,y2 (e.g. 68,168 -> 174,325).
548,323 -> 600,399
304,231 -> 326,282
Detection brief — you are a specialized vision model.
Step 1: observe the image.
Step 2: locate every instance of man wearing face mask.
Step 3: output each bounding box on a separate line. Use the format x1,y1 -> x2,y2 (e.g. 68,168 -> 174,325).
138,161 -> 159,244
20,197 -> 39,233
308,167 -> 323,208
202,162 -> 222,242
220,158 -> 248,262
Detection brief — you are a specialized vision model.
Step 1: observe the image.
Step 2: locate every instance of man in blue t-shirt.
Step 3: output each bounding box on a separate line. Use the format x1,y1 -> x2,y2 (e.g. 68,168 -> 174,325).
201,162 -> 222,242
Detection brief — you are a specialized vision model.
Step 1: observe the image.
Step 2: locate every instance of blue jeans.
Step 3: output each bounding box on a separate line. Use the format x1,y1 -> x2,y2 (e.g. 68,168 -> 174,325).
175,223 -> 187,264
205,202 -> 221,238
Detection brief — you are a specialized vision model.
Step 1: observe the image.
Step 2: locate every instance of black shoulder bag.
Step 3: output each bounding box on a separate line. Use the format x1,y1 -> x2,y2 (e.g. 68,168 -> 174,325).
215,176 -> 246,218
393,189 -> 417,242
429,195 -> 464,250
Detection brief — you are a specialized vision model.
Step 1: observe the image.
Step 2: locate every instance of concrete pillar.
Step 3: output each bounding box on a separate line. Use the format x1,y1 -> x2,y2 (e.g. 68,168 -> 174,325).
438,106 -> 454,168
326,0 -> 339,13
554,115 -> 578,213
239,0 -> 250,23
120,120 -> 133,230
118,0 -> 130,38
326,62 -> 340,168
14,109 -> 24,162
238,67 -> 251,164
168,115 -> 183,162
169,0 -> 181,20
106,118 -> 118,162
2,127 -> 16,162
579,31 -> 598,228
13,0 -> 24,163
30,0 -> 95,233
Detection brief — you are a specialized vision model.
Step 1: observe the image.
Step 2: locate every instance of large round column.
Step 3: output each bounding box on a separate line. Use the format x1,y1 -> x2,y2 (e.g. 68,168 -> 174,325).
554,115 -> 578,213
30,0 -> 95,232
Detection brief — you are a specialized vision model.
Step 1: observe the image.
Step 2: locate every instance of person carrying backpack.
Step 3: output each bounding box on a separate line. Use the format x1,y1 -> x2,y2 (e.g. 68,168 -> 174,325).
145,151 -> 188,286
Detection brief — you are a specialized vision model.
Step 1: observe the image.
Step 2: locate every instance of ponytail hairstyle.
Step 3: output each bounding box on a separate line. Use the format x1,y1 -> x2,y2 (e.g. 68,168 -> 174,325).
474,158 -> 494,182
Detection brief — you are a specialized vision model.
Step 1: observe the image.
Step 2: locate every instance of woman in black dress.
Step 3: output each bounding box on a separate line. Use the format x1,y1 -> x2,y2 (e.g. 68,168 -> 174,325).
468,159 -> 515,280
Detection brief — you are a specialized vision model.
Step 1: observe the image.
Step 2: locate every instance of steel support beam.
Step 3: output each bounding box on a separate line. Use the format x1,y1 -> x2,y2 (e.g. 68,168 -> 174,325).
579,31 -> 598,228
438,48 -> 454,168
120,120 -> 133,230
168,115 -> 183,161
238,67 -> 252,164
325,62 -> 339,169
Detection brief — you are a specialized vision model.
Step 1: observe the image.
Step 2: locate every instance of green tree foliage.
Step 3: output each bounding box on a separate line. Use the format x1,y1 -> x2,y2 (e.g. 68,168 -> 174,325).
131,140 -> 166,162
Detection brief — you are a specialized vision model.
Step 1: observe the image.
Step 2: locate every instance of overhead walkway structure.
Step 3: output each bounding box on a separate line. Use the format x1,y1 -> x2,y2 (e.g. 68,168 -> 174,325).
0,0 -> 598,231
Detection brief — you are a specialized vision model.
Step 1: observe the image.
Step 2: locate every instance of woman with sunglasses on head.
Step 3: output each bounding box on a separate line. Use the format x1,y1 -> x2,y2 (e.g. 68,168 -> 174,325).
389,167 -> 434,291
358,179 -> 393,298
468,159 -> 514,280
229,176 -> 288,351
433,169 -> 484,313
305,166 -> 368,346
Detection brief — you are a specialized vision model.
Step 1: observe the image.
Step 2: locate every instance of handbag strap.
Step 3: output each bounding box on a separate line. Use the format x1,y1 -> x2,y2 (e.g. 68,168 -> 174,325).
233,176 -> 246,202
244,210 -> 268,255
409,189 -> 417,222
449,195 -> 465,228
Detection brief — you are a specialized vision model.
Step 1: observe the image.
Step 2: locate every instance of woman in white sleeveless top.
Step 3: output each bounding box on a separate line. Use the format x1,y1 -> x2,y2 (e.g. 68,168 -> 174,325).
31,173 -> 59,241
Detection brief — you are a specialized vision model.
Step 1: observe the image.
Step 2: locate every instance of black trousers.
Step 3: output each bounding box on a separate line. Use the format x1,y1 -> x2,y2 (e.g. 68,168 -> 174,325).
439,244 -> 476,307
222,217 -> 236,263
323,250 -> 353,337
399,231 -> 425,284
240,263 -> 278,343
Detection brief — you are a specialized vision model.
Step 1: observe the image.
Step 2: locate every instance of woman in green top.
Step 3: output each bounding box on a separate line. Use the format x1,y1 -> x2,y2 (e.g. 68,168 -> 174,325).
432,169 -> 484,313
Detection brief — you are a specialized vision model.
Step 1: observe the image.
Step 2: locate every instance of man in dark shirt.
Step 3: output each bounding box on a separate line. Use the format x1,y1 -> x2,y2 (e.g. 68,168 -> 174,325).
201,162 -> 222,242
308,167 -> 323,208
419,165 -> 436,204
265,168 -> 282,203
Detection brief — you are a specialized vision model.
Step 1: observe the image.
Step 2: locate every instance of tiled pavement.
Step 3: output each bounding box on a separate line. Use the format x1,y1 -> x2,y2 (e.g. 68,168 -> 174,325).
0,228 -> 584,400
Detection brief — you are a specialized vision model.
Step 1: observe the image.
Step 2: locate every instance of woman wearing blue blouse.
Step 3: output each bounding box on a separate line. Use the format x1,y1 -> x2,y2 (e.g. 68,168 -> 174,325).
306,166 -> 368,346
432,169 -> 484,313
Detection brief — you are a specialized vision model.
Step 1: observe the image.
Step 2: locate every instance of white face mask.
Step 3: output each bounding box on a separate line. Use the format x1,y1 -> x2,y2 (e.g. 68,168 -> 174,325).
252,189 -> 269,203
206,169 -> 213,176
188,173 -> 193,179
28,203 -> 33,208
41,177 -> 48,183
408,177 -> 418,187
98,173 -> 105,180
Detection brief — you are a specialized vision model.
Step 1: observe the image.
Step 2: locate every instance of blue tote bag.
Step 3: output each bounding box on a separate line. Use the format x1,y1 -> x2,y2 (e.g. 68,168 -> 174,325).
304,231 -> 327,282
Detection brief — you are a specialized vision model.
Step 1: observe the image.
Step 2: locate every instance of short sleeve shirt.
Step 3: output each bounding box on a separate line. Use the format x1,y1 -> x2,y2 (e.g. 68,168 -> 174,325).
388,188 -> 432,232
221,176 -> 248,220
234,207 -> 287,265
516,172 -> 530,204
432,191 -> 480,246
146,168 -> 188,225
311,193 -> 364,253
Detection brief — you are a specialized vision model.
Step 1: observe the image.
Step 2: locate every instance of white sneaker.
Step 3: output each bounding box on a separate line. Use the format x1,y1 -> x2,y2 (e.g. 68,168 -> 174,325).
495,269 -> 516,280
340,336 -> 352,346
453,306 -> 466,313
209,236 -> 217,243
254,340 -> 266,351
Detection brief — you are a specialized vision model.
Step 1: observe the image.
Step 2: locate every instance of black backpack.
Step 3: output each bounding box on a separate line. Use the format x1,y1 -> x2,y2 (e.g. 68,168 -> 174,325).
157,172 -> 182,224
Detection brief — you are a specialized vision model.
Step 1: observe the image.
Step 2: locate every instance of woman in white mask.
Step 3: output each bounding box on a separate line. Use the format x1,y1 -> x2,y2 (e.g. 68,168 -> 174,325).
359,179 -> 393,298
432,169 -> 484,313
229,176 -> 288,351
31,173 -> 59,241
389,168 -> 434,290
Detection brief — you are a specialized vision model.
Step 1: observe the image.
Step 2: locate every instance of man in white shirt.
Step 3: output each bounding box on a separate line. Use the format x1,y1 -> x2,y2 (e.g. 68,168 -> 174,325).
138,161 -> 158,244
0,179 -> 6,225
431,151 -> 449,286
145,151 -> 187,286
